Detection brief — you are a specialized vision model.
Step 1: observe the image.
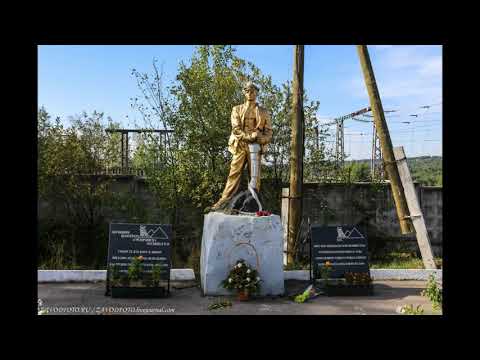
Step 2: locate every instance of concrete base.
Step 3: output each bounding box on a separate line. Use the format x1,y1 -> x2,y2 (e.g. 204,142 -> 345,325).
200,212 -> 284,296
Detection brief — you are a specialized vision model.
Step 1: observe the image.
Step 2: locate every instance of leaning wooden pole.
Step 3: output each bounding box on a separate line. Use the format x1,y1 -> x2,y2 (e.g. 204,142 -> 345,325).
287,45 -> 305,264
357,45 -> 414,234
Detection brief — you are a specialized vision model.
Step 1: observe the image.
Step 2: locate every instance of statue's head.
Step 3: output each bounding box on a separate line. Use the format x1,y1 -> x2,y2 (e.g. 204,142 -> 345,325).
243,81 -> 259,102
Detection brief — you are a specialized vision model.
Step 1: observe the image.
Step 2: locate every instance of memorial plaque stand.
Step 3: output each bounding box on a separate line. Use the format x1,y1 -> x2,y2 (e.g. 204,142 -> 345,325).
105,223 -> 172,298
309,224 -> 373,296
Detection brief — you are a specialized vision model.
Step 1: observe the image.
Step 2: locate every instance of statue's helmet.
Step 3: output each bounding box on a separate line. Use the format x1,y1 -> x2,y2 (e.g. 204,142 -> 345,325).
243,81 -> 259,92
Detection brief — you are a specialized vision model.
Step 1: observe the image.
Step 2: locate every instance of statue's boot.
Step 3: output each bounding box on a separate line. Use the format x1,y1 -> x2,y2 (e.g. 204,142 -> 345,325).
211,197 -> 229,211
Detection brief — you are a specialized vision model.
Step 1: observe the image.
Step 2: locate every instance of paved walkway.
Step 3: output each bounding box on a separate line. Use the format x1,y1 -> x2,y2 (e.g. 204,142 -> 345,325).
37,280 -> 440,315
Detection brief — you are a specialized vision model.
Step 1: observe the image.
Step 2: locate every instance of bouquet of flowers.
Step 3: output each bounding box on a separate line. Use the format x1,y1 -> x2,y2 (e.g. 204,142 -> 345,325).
344,272 -> 372,286
255,210 -> 271,217
320,260 -> 333,285
294,284 -> 319,303
221,259 -> 261,299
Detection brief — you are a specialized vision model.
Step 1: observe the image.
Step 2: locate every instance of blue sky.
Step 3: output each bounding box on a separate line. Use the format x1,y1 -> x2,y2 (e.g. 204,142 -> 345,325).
38,45 -> 442,160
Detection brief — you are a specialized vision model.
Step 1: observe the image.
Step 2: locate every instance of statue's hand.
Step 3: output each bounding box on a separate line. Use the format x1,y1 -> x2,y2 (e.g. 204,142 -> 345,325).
250,132 -> 258,142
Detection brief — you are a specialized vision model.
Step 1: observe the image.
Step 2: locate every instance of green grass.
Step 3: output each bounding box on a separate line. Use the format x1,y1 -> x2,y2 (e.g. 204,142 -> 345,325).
370,258 -> 424,269
370,252 -> 442,269
38,263 -> 92,270
284,261 -> 310,271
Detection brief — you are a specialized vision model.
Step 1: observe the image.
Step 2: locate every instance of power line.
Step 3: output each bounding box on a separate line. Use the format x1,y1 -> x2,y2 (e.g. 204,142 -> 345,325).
325,100 -> 443,164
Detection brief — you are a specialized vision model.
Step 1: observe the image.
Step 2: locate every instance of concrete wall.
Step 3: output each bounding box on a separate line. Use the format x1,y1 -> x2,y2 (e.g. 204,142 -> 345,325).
282,182 -> 442,257
419,186 -> 442,254
39,176 -> 443,258
38,175 -> 206,267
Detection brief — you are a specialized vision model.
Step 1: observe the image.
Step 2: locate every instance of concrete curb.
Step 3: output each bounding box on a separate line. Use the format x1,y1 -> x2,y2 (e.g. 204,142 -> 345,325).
284,270 -> 310,281
38,268 -> 441,283
284,269 -> 442,281
38,269 -> 195,283
370,269 -> 442,281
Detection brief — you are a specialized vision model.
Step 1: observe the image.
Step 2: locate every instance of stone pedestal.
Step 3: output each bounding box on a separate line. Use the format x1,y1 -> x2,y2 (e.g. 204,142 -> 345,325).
200,212 -> 284,296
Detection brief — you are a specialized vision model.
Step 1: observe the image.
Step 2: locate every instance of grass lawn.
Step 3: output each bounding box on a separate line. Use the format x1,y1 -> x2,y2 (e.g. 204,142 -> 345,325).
370,252 -> 442,269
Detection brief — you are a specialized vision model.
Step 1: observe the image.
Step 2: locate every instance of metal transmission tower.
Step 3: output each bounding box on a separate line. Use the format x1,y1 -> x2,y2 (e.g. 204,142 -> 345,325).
105,128 -> 174,174
121,131 -> 129,169
371,122 -> 384,180
333,107 -> 371,169
335,119 -> 345,168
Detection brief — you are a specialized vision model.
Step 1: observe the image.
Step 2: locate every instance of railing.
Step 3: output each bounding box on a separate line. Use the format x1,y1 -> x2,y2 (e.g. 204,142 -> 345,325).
86,167 -> 147,177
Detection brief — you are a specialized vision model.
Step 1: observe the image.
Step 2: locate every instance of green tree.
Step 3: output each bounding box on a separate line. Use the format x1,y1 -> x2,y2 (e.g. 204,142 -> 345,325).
38,108 -> 124,268
350,162 -> 371,182
338,161 -> 372,183
408,156 -> 442,186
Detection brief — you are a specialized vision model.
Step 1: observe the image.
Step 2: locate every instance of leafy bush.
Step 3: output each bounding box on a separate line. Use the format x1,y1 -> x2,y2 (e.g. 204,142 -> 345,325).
399,304 -> 425,315
421,274 -> 442,311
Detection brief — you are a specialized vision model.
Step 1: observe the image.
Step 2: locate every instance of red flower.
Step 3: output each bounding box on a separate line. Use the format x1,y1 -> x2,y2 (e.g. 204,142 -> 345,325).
255,210 -> 272,217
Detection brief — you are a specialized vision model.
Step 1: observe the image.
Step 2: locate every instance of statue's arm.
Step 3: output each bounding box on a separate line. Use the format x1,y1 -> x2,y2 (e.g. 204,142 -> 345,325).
231,106 -> 252,142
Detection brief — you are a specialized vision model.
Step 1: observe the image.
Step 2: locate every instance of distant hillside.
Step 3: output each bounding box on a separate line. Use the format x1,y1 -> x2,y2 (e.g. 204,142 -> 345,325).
347,156 -> 442,186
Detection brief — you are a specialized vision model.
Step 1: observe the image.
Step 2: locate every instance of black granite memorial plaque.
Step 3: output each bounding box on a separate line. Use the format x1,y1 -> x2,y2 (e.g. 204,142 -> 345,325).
106,223 -> 171,296
310,225 -> 370,279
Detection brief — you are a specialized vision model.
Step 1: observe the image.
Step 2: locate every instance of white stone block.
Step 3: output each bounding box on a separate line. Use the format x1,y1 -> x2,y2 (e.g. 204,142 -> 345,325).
37,269 -> 195,282
200,212 -> 285,296
370,269 -> 442,281
171,269 -> 195,281
284,270 -> 310,281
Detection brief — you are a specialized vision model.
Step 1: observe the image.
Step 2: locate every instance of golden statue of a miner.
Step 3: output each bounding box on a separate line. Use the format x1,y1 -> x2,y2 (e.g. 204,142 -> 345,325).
211,81 -> 273,212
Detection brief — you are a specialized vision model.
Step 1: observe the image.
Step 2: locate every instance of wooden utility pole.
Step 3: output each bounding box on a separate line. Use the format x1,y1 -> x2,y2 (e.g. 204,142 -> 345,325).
357,45 -> 414,234
287,45 -> 305,264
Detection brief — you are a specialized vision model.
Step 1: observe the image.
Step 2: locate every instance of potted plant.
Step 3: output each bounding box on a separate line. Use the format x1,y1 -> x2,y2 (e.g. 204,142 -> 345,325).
316,261 -> 373,296
221,259 -> 261,301
109,264 -> 121,287
325,271 -> 373,296
319,261 -> 333,286
127,255 -> 144,287
110,256 -> 168,298
152,264 -> 162,287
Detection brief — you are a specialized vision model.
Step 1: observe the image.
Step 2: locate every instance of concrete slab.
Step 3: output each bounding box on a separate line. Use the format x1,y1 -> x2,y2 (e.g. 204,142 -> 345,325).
37,280 -> 442,315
